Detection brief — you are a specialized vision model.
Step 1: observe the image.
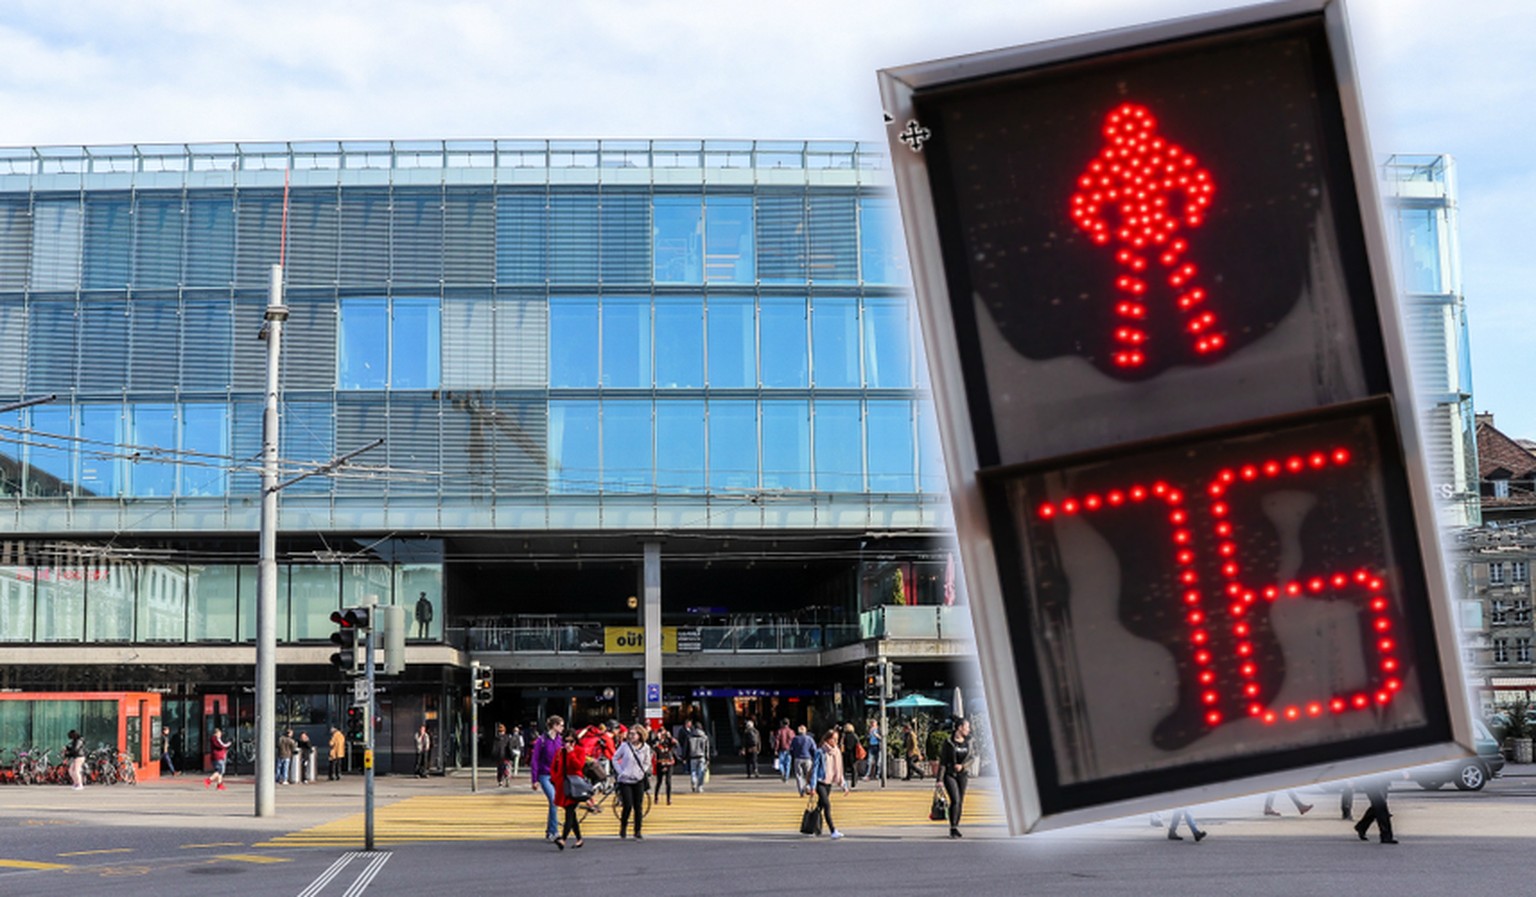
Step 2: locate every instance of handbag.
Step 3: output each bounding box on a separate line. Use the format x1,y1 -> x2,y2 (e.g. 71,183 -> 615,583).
799,792 -> 822,835
564,773 -> 595,802
929,782 -> 949,821
583,758 -> 608,782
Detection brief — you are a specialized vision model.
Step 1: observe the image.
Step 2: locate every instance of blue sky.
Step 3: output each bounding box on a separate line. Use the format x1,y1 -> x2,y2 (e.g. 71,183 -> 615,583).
1,0 -> 1529,436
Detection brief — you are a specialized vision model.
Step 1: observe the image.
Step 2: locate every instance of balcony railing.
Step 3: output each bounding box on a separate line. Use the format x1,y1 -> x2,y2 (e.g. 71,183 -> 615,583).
449,622 -> 863,655
860,605 -> 974,641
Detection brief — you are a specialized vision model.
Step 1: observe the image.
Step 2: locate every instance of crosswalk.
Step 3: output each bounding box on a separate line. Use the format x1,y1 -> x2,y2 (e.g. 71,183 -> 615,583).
259,785 -> 1001,848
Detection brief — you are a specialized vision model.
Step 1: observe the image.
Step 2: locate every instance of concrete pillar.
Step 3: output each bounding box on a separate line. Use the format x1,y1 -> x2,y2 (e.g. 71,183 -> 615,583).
643,542 -> 663,725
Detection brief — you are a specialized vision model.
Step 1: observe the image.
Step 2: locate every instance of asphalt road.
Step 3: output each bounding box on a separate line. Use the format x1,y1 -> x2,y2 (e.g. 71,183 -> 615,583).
2,768 -> 1532,896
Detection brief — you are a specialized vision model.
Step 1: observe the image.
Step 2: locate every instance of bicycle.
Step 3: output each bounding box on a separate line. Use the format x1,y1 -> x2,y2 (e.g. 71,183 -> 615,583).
576,772 -> 653,823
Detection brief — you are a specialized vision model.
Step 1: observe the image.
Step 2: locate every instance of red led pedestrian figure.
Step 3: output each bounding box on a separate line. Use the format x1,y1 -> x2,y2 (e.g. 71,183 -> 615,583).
1069,102 -> 1221,369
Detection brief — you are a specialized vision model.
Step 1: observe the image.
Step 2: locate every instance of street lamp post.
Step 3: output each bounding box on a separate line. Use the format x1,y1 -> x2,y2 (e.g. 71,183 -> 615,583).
255,263 -> 288,818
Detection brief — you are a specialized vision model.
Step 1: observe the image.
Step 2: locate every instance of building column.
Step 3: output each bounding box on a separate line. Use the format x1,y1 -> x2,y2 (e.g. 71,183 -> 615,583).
643,542 -> 663,726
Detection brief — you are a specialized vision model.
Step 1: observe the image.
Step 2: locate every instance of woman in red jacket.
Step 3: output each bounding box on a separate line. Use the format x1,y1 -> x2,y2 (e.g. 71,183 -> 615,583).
550,732 -> 589,850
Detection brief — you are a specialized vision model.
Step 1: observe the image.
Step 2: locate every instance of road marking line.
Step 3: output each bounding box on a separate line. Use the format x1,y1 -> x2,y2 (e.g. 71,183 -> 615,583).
180,842 -> 247,849
57,848 -> 133,856
0,859 -> 72,870
297,852 -> 357,897
341,851 -> 390,897
217,853 -> 290,864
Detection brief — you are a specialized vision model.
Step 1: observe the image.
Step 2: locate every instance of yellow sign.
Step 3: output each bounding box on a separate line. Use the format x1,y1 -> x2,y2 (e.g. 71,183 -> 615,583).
604,627 -> 678,654
363,749 -> 374,770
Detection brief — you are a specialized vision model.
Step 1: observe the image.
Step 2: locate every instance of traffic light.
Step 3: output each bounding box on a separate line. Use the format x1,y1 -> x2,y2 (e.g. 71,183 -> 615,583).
863,659 -> 883,703
346,705 -> 364,741
884,662 -> 903,701
378,604 -> 406,676
880,0 -> 1467,831
473,665 -> 494,705
329,606 -> 371,677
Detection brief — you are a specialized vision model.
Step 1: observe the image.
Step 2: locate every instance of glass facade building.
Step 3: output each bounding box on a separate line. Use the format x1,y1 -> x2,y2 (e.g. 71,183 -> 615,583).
0,139 -> 964,773
1381,153 -> 1480,529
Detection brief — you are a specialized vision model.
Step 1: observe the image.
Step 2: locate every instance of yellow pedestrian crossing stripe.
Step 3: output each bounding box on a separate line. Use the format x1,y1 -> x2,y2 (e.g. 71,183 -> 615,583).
215,853 -> 290,864
259,787 -> 1002,847
0,859 -> 73,870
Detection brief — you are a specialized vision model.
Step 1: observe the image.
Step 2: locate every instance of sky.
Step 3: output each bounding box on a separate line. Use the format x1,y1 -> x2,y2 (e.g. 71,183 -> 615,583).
0,0 -> 1530,436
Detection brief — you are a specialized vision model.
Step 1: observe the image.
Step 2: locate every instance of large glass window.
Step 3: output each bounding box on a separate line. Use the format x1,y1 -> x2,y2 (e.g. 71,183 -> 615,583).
36,564 -> 85,642
396,563 -> 444,641
290,565 -> 340,641
0,570 -> 35,641
187,564 -> 238,642
708,400 -> 757,491
1398,208 -> 1444,294
655,400 -> 705,493
654,196 -> 703,284
238,565 -> 287,643
181,404 -> 229,497
814,399 -> 863,492
760,297 -> 809,388
339,298 -> 389,389
601,297 -> 651,388
705,196 -> 754,284
392,298 -> 441,389
654,297 -> 703,388
917,399 -> 947,494
550,400 -> 600,493
707,297 -> 755,388
863,298 -> 913,388
859,196 -> 910,287
77,404 -> 123,497
26,405 -> 72,496
762,399 -> 811,490
550,297 -> 600,388
136,562 -> 186,642
867,400 -> 915,492
812,297 -> 860,388
85,562 -> 135,642
130,404 -> 177,497
603,399 -> 653,492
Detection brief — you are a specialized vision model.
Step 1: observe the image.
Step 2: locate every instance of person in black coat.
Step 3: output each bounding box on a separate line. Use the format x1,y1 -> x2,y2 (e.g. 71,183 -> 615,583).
938,718 -> 973,838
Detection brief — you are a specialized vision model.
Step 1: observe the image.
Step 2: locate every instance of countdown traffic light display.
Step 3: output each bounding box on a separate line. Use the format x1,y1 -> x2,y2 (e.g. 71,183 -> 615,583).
879,0 -> 1470,832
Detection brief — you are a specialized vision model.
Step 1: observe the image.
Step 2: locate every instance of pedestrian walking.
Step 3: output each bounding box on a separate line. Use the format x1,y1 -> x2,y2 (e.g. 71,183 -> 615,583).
65,730 -> 86,789
1166,808 -> 1206,841
742,720 -> 762,778
493,723 -> 514,787
276,728 -> 297,784
206,728 -> 231,790
297,731 -> 316,783
414,725 -> 432,778
810,727 -> 848,839
841,723 -> 862,790
327,726 -> 346,780
550,731 -> 589,850
1263,790 -> 1313,816
613,726 -> 653,840
685,719 -> 711,792
159,725 -> 177,776
531,715 -> 565,842
651,729 -> 677,806
773,719 -> 794,782
864,721 -> 883,781
902,722 -> 926,780
938,718 -> 973,838
789,724 -> 816,795
1353,776 -> 1398,844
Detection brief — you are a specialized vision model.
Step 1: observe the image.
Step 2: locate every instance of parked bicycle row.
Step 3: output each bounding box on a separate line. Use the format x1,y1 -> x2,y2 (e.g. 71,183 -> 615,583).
1,737 -> 137,787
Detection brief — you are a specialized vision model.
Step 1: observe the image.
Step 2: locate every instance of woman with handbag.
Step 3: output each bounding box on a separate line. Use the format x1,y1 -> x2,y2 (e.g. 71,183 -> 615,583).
651,730 -> 676,806
938,718 -> 973,838
549,731 -> 591,850
613,726 -> 653,840
809,728 -> 848,839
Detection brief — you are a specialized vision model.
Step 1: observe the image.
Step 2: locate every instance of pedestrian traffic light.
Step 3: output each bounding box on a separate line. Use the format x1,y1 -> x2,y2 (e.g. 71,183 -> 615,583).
884,662 -> 903,701
864,659 -> 883,703
880,0 -> 1470,832
473,665 -> 494,705
346,706 -> 364,741
329,606 -> 371,678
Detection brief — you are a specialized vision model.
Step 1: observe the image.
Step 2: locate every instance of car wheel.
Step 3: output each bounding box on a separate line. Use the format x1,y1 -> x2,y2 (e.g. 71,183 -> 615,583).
1414,778 -> 1444,791
1454,762 -> 1486,791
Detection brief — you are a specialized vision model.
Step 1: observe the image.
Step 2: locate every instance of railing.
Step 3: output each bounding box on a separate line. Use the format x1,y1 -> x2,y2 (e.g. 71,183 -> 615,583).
449,622 -> 863,655
860,605 -> 974,641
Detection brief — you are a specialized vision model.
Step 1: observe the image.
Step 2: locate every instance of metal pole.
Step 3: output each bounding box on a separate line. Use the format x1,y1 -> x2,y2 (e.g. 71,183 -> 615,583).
365,627 -> 376,852
470,663 -> 480,793
255,263 -> 286,818
878,656 -> 888,788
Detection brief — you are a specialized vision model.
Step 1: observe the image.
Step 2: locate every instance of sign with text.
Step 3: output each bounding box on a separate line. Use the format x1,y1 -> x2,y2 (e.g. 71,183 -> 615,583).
879,0 -> 1468,832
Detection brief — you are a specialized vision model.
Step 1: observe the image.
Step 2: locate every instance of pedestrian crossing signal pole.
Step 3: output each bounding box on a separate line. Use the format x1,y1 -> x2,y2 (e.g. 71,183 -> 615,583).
878,656 -> 888,788
470,662 -> 481,794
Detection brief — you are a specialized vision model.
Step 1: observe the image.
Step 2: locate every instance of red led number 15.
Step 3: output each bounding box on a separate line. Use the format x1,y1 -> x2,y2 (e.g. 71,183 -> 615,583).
1036,444 -> 1402,736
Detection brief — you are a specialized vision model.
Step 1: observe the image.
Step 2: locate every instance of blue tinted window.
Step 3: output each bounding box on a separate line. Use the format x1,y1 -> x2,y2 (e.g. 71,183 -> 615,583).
708,400 -> 756,491
83,195 -> 130,290
760,297 -> 808,388
339,298 -> 388,389
182,403 -> 229,496
812,296 -> 860,388
762,399 -> 810,490
549,192 -> 599,285
863,298 -> 912,388
1399,208 -> 1443,294
705,196 -> 754,284
707,297 -> 755,388
866,400 -> 914,492
78,404 -> 122,497
550,399 -> 599,493
653,196 -> 702,284
655,400 -> 705,493
603,399 -> 653,492
27,406 -> 72,495
550,297 -> 600,388
814,399 -> 862,492
392,297 -> 441,389
859,196 -> 910,287
654,297 -> 703,388
130,404 -> 178,497
602,297 -> 651,388
496,191 -> 547,284
916,399 -> 946,494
